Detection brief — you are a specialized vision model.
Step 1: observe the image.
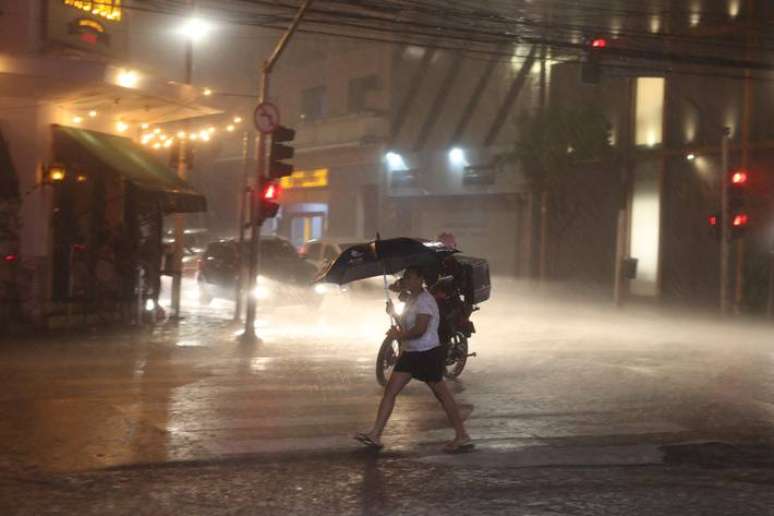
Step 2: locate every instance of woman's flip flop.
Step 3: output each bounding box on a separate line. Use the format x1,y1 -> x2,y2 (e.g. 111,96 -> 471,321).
443,439 -> 475,453
354,433 -> 384,450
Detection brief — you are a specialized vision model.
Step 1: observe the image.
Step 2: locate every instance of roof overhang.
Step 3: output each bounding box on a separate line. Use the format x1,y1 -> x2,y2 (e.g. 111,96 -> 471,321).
0,54 -> 220,124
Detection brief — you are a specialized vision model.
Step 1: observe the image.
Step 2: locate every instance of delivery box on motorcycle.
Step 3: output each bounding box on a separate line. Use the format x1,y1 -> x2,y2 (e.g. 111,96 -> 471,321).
455,256 -> 491,304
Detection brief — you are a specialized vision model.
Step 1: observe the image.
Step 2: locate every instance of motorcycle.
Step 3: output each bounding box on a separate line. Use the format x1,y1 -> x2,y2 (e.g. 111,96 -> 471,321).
375,276 -> 479,386
312,237 -> 490,386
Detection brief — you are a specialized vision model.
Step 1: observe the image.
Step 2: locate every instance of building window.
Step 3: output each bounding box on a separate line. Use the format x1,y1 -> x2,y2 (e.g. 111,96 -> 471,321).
463,165 -> 495,186
348,75 -> 380,113
390,168 -> 419,188
635,77 -> 665,147
300,86 -> 327,121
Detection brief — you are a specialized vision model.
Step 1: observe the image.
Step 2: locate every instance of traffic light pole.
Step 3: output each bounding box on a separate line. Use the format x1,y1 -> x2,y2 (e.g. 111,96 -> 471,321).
234,129 -> 251,322
720,127 -> 731,315
242,0 -> 314,342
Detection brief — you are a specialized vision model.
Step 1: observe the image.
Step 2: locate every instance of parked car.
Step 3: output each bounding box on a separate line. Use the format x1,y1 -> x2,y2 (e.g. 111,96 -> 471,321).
300,238 -> 393,296
197,237 -> 325,307
162,228 -> 210,276
300,238 -> 364,271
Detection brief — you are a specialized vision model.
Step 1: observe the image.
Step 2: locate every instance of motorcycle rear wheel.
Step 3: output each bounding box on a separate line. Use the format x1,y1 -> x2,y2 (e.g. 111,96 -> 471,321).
376,337 -> 400,387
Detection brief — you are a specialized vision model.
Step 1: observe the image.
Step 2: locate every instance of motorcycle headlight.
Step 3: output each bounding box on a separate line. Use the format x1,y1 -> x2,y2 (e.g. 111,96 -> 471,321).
253,285 -> 271,300
394,301 -> 405,315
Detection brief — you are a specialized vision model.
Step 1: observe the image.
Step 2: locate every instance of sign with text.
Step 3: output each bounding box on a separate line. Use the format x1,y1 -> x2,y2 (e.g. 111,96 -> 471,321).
63,0 -> 122,21
45,0 -> 127,58
279,169 -> 328,190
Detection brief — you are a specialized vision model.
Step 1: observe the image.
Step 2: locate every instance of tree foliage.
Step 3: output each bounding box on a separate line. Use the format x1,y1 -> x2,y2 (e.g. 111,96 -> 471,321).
512,103 -> 616,191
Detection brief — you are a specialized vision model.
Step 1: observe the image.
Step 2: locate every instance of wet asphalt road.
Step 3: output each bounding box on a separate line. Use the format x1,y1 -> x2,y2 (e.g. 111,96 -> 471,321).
2,278 -> 774,514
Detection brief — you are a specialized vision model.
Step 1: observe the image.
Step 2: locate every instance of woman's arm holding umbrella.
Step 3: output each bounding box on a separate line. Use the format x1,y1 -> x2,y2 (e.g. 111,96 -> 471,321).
387,314 -> 430,341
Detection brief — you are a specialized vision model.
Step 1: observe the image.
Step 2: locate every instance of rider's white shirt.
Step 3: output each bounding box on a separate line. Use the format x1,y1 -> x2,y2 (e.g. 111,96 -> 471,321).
401,290 -> 440,352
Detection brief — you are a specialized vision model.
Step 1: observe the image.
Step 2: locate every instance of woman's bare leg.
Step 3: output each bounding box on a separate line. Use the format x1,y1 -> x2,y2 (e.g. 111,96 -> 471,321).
363,372 -> 412,444
427,380 -> 470,443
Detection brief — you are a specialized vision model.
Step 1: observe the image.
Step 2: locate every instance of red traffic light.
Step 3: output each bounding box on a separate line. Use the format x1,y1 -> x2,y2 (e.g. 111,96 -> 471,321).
708,215 -> 718,226
731,170 -> 749,185
732,213 -> 749,227
591,38 -> 608,48
262,182 -> 280,201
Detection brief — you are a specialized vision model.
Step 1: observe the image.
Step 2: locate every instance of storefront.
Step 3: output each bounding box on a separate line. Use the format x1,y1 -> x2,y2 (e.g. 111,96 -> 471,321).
47,126 -> 205,318
0,1 -> 216,325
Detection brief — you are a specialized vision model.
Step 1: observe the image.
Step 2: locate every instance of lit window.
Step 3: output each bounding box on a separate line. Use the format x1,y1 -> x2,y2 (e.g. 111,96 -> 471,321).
635,77 -> 665,147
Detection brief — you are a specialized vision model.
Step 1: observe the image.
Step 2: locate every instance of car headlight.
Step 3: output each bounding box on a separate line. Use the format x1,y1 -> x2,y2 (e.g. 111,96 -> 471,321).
314,284 -> 328,295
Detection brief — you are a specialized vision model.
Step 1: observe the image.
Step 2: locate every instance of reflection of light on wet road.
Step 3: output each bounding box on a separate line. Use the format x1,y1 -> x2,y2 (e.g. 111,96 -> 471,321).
250,357 -> 275,372
175,339 -> 209,348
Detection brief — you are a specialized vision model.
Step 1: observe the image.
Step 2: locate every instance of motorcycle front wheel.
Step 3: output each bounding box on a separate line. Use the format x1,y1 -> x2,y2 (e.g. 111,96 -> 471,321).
444,333 -> 468,379
376,336 -> 400,387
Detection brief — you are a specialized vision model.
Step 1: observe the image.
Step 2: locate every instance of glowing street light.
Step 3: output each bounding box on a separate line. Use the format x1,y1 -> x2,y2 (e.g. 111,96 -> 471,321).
177,17 -> 214,42
448,147 -> 468,167
385,151 -> 407,171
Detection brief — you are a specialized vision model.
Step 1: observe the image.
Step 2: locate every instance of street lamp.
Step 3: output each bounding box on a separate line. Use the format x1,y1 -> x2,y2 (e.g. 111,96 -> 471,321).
177,17 -> 213,43
170,6 -> 209,319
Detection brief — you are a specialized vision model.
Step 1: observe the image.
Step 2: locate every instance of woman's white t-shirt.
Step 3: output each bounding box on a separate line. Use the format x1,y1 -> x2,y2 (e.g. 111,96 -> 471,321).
401,290 -> 440,352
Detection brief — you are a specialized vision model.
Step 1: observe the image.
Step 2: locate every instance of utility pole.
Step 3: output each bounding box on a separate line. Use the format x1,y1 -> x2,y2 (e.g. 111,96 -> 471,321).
735,0 -> 755,313
720,127 -> 731,315
242,0 -> 314,342
171,0 -> 195,319
234,129 -> 251,321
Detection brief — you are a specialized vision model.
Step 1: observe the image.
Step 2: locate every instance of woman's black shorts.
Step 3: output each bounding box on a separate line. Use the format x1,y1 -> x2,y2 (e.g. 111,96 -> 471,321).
394,345 -> 445,383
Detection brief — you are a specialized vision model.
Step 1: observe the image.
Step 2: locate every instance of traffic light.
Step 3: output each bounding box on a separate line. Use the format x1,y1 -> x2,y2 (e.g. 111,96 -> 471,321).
581,37 -> 608,84
708,169 -> 751,241
259,180 -> 281,219
728,168 -> 749,239
269,125 -> 295,180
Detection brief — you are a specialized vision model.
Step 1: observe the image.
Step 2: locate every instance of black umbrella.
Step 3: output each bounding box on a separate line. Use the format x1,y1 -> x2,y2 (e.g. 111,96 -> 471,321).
315,237 -> 457,286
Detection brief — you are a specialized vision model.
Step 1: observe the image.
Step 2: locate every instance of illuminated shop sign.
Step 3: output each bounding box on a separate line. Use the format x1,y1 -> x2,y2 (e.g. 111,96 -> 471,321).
63,0 -> 122,22
280,169 -> 329,189
48,0 -> 126,57
71,18 -> 108,46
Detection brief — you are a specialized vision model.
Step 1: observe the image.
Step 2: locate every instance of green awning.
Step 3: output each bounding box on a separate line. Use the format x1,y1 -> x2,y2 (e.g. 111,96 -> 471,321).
0,129 -> 19,201
52,125 -> 206,213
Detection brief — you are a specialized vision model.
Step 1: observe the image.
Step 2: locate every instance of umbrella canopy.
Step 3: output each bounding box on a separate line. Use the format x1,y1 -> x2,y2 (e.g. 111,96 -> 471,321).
315,237 -> 457,285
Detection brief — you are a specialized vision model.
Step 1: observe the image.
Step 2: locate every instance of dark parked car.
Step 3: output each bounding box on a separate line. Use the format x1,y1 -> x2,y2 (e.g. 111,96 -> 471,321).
196,237 -> 328,307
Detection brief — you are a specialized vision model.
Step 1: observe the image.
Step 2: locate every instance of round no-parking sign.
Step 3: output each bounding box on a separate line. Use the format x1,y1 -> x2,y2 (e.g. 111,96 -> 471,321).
254,102 -> 280,134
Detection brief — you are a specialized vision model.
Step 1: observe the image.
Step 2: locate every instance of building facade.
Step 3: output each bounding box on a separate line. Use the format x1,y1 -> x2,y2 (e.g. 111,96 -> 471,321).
269,35 -> 541,274
0,0 -> 212,326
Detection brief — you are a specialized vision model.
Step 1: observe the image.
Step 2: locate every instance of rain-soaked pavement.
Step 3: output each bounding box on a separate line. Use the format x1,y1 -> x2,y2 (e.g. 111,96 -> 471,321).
3,278 -> 774,514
